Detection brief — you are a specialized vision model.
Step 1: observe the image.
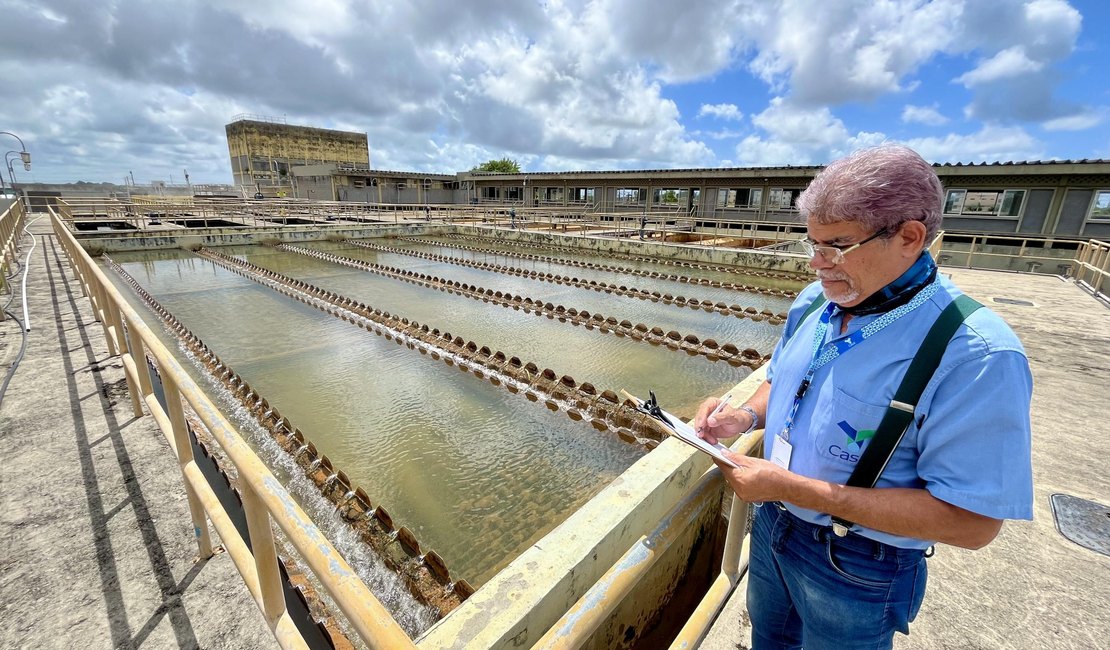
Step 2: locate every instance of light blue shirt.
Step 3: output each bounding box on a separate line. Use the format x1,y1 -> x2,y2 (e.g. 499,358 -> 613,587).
765,276 -> 1034,549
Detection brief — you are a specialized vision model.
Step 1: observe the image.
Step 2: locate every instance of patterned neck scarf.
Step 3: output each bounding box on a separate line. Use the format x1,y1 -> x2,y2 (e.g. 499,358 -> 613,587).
841,251 -> 938,316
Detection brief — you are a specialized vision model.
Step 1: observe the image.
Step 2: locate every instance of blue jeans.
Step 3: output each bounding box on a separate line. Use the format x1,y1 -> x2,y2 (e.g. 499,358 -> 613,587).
747,503 -> 928,650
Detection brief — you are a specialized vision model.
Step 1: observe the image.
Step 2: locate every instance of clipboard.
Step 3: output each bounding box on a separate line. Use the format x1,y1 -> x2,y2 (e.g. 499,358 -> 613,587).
623,390 -> 740,469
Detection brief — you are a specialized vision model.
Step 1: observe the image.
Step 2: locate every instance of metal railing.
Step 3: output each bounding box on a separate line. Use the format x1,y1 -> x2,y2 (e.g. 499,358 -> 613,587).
1,197 -> 26,279
532,370 -> 767,649
49,209 -> 417,650
936,232 -> 1085,275
1073,239 -> 1110,298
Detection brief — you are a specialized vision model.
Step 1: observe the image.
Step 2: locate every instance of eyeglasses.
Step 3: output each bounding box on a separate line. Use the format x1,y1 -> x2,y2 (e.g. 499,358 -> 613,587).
798,228 -> 890,265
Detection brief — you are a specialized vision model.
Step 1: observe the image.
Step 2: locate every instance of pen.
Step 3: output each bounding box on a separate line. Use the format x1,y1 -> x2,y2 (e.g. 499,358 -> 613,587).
696,392 -> 732,433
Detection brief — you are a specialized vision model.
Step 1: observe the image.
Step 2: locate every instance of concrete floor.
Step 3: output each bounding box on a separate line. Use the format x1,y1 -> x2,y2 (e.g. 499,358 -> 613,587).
0,220 -> 271,649
2,219 -> 1107,649
700,267 -> 1110,650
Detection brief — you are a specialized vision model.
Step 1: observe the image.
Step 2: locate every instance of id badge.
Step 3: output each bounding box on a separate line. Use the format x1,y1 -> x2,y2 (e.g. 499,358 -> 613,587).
770,434 -> 793,469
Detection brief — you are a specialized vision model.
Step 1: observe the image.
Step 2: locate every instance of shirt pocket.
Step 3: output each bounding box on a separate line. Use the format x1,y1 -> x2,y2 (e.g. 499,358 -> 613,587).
811,387 -> 889,471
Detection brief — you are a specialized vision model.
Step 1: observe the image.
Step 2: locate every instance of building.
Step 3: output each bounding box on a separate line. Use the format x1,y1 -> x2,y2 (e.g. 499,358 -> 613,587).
225,115 -> 370,193
457,160 -> 1110,240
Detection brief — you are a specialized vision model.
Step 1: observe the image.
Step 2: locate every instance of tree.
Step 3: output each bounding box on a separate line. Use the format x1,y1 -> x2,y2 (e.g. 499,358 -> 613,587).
472,158 -> 521,173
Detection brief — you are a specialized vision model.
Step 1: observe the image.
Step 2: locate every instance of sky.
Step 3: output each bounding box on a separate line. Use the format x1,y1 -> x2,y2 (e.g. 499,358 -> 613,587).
0,0 -> 1108,185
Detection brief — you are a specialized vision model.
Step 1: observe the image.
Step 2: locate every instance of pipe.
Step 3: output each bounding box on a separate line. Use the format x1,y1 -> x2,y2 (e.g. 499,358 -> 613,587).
532,467 -> 724,649
17,215 -> 39,331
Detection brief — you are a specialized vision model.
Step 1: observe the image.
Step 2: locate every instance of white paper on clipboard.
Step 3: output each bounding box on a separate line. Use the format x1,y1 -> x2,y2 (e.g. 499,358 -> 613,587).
650,404 -> 740,469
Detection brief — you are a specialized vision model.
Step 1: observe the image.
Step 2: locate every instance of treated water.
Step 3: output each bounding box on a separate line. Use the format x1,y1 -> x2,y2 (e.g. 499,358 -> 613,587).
103,237 -> 789,591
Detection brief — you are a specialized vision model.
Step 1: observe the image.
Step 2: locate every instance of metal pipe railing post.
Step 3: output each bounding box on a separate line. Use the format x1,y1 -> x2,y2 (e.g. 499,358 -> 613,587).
111,308 -> 145,418
160,367 -> 215,558
92,282 -> 119,355
241,480 -> 289,626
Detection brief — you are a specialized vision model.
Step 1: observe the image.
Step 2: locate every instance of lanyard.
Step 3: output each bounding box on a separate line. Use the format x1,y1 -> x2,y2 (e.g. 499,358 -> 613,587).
779,279 -> 941,441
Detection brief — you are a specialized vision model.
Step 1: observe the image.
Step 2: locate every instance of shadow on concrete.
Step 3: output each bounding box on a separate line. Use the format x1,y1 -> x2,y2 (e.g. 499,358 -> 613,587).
44,236 -> 201,649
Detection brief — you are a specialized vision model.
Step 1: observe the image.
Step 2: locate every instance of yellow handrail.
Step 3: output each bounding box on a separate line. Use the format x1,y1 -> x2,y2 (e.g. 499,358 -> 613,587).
49,209 -> 417,650
531,369 -> 767,649
1073,238 -> 1110,296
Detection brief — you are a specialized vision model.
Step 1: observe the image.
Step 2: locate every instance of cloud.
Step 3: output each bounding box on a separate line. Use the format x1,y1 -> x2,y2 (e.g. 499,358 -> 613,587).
579,0 -> 749,83
0,0 -> 1099,183
729,0 -> 1086,127
737,0 -> 959,105
950,0 -> 1083,123
956,47 -> 1043,87
698,103 -> 744,121
736,97 -> 885,165
905,125 -> 1042,163
1042,110 -> 1105,132
0,0 -> 716,181
902,104 -> 949,126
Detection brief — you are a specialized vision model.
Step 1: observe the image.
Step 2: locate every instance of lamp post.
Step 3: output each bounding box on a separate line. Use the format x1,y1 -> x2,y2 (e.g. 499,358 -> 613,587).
6,150 -> 23,185
0,132 -> 31,201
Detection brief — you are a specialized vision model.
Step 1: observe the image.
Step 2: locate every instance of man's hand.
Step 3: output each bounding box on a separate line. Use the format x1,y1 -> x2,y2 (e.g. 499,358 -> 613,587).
694,398 -> 751,445
712,451 -> 792,503
712,450 -> 1006,550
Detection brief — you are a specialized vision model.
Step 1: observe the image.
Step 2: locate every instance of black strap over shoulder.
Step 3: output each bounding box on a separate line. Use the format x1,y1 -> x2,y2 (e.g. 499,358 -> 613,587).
801,294 -> 827,323
829,294 -> 983,536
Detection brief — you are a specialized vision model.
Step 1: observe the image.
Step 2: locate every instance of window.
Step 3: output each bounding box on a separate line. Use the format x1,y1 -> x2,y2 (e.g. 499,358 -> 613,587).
716,188 -> 763,208
943,190 -> 965,214
543,187 -> 564,202
943,189 -> 1025,217
482,186 -> 500,199
570,187 -> 596,203
505,187 -> 522,201
652,188 -> 687,205
616,187 -> 647,204
768,188 -> 801,209
1091,190 -> 1110,220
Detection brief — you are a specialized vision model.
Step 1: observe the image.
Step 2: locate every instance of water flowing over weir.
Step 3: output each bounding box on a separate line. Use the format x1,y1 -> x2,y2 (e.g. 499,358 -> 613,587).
268,243 -> 772,368
98,232 -> 800,640
397,235 -> 801,299
104,256 -> 468,621
428,232 -> 807,284
341,238 -> 792,325
222,243 -> 755,411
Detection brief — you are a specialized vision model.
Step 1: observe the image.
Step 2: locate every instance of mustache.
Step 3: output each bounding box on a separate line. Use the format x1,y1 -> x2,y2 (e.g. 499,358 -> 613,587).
817,270 -> 849,281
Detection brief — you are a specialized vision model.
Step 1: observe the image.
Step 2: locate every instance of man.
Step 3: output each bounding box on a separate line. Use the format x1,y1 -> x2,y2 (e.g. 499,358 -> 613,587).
510,207 -> 517,228
695,144 -> 1033,649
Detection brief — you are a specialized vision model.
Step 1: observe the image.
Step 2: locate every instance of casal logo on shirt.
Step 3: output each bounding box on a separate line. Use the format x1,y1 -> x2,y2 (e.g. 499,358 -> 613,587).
827,420 -> 876,462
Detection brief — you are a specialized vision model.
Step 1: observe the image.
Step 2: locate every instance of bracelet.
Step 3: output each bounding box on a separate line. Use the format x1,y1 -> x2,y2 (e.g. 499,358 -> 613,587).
738,404 -> 760,435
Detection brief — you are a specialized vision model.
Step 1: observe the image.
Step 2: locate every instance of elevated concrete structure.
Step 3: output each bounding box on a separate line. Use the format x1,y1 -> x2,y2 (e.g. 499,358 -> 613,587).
3,214 -> 1107,648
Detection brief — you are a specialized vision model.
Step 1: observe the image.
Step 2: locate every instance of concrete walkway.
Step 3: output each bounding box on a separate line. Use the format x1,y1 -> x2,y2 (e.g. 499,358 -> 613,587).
700,267 -> 1110,650
0,220 -> 271,649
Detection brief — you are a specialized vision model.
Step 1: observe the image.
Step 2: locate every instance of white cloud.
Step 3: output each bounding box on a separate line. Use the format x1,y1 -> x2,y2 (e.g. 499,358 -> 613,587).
736,97 -> 885,165
738,0 -> 960,105
906,125 -> 1042,163
1042,111 -> 1104,132
0,0 -> 1100,182
579,0 -> 748,83
955,47 -> 1043,87
902,104 -> 948,127
698,103 -> 743,121
949,0 -> 1083,122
